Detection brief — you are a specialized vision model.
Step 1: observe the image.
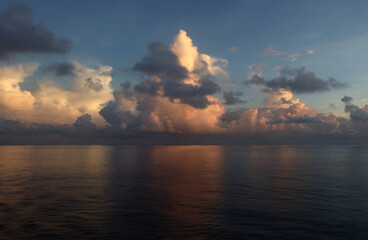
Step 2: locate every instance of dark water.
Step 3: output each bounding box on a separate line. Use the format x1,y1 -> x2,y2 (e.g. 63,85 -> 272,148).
0,145 -> 368,239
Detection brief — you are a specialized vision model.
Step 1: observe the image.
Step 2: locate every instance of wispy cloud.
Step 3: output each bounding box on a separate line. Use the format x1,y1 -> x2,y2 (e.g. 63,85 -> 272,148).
288,54 -> 301,62
261,45 -> 286,56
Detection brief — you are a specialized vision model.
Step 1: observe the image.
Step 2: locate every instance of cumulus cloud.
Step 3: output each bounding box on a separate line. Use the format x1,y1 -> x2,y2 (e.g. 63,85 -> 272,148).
245,67 -> 347,94
220,93 -> 343,135
0,62 -> 113,125
72,114 -> 97,136
223,91 -> 247,105
99,30 -> 227,133
341,96 -> 368,121
171,30 -> 229,78
0,1 -> 71,60
131,30 -> 224,109
133,42 -> 188,81
100,88 -> 225,134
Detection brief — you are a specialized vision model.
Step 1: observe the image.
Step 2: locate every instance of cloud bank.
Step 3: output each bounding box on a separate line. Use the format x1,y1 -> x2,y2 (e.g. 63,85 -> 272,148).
0,62 -> 113,125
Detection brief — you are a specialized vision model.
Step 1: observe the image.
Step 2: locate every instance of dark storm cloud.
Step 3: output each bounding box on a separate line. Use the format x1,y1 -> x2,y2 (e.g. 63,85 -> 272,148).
42,62 -> 76,76
223,91 -> 247,105
0,114 -> 98,137
245,67 -> 347,94
341,95 -> 353,104
99,101 -> 137,127
73,114 -> 96,130
0,1 -> 72,59
133,42 -> 188,81
0,117 -> 73,136
132,41 -> 221,109
134,79 -> 161,95
164,78 -> 221,109
341,96 -> 368,121
99,88 -> 137,127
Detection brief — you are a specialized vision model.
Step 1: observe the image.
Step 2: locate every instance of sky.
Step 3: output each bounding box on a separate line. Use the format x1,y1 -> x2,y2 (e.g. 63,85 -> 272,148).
1,0 -> 368,144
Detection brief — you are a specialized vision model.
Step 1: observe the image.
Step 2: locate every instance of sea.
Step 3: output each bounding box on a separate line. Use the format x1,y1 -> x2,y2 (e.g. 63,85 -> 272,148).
0,145 -> 367,239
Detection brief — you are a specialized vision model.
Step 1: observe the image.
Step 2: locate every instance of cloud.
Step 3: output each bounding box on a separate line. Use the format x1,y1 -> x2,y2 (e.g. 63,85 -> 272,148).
248,64 -> 280,78
100,87 -> 225,134
341,95 -> 353,104
170,29 -> 199,72
288,54 -> 301,62
1,28 -> 368,143
133,42 -> 188,81
170,30 -> 228,77
223,91 -> 247,105
228,46 -> 239,53
245,67 -> 347,94
0,1 -> 71,60
270,114 -> 323,124
132,32 -> 223,109
73,114 -> 97,136
220,92 -> 344,136
249,64 -> 270,72
261,45 -> 286,56
99,30 -> 227,133
341,96 -> 368,121
0,62 -> 113,125
308,50 -> 315,55
42,62 -> 76,77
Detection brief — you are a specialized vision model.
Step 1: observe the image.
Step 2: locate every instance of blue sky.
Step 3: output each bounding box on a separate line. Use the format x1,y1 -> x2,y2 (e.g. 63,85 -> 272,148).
1,0 -> 368,115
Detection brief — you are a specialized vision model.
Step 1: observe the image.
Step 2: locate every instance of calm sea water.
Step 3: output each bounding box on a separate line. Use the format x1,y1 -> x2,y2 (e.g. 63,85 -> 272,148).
0,145 -> 368,239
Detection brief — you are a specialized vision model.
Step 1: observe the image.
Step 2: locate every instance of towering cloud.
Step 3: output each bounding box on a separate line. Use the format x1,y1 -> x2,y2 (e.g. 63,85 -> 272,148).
131,31 -> 225,109
99,30 -> 227,133
132,41 -> 222,109
0,1 -> 71,59
245,67 -> 347,94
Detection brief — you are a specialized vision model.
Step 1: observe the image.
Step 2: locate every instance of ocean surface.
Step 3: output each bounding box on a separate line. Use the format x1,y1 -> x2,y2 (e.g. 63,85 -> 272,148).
0,145 -> 368,239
